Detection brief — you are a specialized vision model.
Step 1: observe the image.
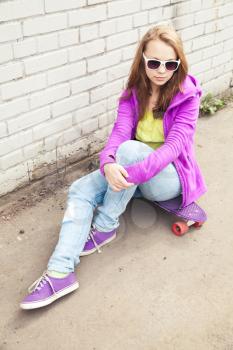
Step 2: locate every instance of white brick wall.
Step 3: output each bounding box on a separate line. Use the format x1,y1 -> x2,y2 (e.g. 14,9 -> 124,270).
0,0 -> 232,196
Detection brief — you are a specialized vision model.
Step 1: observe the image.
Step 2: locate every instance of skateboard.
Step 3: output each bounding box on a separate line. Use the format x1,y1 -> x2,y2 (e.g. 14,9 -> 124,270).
153,195 -> 207,236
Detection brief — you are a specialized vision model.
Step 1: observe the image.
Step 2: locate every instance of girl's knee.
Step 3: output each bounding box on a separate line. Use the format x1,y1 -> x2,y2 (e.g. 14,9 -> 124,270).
116,140 -> 141,164
116,140 -> 152,165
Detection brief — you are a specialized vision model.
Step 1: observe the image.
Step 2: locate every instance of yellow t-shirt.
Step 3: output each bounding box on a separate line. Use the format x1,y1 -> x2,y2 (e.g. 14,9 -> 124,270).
135,110 -> 164,150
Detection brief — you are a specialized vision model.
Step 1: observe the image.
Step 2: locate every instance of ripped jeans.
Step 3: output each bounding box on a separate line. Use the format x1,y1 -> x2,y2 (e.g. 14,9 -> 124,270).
47,140 -> 182,273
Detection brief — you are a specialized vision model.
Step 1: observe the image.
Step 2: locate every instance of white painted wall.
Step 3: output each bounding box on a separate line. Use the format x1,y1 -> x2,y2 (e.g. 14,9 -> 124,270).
0,0 -> 232,196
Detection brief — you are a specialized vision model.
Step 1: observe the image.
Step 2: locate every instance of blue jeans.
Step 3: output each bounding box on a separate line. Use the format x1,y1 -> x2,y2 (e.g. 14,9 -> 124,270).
47,140 -> 182,273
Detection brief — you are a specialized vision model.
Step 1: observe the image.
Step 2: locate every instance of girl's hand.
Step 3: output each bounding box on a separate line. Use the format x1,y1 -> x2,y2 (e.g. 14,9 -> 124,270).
104,163 -> 135,192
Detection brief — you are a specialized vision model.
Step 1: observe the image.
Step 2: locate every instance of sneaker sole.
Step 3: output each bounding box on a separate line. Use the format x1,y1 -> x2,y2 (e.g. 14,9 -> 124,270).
80,232 -> 117,256
20,281 -> 79,310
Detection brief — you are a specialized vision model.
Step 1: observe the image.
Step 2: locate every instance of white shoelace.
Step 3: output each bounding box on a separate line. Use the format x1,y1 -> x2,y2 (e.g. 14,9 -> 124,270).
28,270 -> 56,294
85,228 -> 102,254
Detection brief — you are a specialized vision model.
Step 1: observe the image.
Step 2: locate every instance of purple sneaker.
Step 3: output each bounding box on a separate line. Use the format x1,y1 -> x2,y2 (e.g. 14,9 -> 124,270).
80,226 -> 117,256
20,270 -> 79,310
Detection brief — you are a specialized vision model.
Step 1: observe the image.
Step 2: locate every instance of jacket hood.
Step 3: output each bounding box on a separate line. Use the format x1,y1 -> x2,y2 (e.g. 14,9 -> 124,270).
131,73 -> 202,113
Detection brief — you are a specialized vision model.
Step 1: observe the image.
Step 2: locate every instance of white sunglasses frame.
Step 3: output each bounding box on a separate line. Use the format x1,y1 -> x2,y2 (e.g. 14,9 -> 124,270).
142,52 -> 181,71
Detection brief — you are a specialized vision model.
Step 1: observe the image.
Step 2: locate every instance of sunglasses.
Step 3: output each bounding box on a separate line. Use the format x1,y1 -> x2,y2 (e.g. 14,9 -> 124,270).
142,52 -> 180,71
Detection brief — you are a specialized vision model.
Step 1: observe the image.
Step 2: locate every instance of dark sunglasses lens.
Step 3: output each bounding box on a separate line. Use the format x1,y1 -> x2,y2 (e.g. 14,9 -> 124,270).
147,60 -> 160,69
165,61 -> 178,71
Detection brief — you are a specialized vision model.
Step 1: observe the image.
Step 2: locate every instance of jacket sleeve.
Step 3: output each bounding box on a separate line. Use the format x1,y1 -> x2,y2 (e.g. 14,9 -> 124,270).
123,93 -> 201,184
99,90 -> 135,176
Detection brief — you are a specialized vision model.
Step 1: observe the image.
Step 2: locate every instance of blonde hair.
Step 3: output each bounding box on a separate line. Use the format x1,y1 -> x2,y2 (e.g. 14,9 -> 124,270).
120,23 -> 189,120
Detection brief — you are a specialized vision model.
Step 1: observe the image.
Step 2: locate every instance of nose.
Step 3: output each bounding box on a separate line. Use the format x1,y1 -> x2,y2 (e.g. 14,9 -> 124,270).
158,63 -> 166,73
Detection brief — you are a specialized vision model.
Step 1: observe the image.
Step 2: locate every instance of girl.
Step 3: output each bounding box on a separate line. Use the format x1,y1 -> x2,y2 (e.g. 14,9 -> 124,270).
20,23 -> 207,310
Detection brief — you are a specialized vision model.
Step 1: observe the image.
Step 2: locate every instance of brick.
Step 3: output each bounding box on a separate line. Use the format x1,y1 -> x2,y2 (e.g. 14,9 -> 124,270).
80,24 -> 99,42
215,28 -> 233,43
0,129 -> 32,156
139,24 -> 155,38
0,43 -> 13,64
224,61 -> 233,74
37,32 -> 59,52
73,100 -> 107,124
59,29 -> 79,47
88,49 -> 121,73
194,8 -> 218,25
180,24 -> 204,41
99,20 -> 116,37
45,0 -> 85,13
0,163 -> 28,196
0,62 -> 23,84
1,74 -> 47,101
108,0 -> 140,18
30,83 -> 70,109
133,12 -> 148,27
218,3 -> 233,17
69,39 -> 105,62
43,129 -> 67,153
69,5 -> 106,27
0,0 -> 44,22
116,16 -> 133,33
212,51 -> 232,68
122,43 -> 137,60
0,149 -> 24,171
207,66 -> 225,80
62,127 -> 81,145
204,19 -> 224,34
8,106 -> 50,134
162,5 -> 177,19
33,114 -> 72,140
176,0 -> 202,16
192,33 -> 215,51
24,49 -> 68,75
48,61 -> 86,85
191,59 -> 212,75
71,70 -> 107,94
90,80 -> 122,103
0,22 -> 22,43
106,29 -> 138,51
23,141 -> 44,160
81,117 -> 98,136
223,38 -> 233,52
88,0 -> 107,4
142,0 -> 170,10
98,113 -> 109,128
186,50 -> 203,65
107,61 -> 131,82
52,92 -> 89,117
43,131 -> 63,151
23,13 -> 67,36
13,38 -> 37,58
149,8 -> 163,23
0,97 -> 29,121
173,14 -> 194,30
107,94 -> 119,111
213,66 -> 225,79
202,43 -> 224,60
202,73 -> 231,95
182,40 -> 192,54
200,0 -> 216,9
0,122 -> 7,138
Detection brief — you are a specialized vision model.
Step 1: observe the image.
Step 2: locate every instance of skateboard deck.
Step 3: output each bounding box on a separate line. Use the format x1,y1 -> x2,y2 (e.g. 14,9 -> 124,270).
153,195 -> 207,235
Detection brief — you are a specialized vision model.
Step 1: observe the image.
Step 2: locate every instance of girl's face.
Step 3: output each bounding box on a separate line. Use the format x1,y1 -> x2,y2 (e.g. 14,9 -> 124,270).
144,39 -> 177,92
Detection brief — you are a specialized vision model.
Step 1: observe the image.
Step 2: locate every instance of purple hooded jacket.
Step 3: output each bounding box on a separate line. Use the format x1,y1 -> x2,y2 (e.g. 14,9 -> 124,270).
99,73 -> 207,208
